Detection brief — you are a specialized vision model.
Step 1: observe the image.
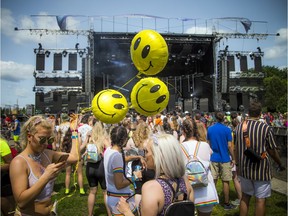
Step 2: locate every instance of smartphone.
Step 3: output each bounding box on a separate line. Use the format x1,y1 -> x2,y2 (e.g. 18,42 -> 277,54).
57,154 -> 69,163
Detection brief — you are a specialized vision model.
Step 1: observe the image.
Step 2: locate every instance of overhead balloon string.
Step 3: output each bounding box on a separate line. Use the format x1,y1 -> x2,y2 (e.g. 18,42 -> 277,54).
163,81 -> 182,97
117,71 -> 143,91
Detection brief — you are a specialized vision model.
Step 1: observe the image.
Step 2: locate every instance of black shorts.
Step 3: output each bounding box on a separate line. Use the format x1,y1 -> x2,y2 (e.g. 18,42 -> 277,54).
86,160 -> 106,190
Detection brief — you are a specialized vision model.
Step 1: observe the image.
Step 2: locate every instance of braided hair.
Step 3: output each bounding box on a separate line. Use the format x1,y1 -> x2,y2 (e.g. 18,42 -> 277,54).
110,126 -> 133,184
182,118 -> 200,141
62,128 -> 72,153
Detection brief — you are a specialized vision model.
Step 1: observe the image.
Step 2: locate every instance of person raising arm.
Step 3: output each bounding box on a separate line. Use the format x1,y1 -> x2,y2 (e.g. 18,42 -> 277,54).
10,114 -> 79,216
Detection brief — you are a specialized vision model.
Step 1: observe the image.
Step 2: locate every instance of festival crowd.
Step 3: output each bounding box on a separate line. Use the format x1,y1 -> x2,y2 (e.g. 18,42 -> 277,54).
0,102 -> 286,216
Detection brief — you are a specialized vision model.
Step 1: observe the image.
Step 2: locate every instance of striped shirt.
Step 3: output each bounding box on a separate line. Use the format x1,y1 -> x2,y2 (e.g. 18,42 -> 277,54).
235,119 -> 277,181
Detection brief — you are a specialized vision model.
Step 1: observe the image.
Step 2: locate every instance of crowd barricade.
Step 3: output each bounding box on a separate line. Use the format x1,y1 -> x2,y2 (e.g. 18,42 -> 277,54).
273,127 -> 287,157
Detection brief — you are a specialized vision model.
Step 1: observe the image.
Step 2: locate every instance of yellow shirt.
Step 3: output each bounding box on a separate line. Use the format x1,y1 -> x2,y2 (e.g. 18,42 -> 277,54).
0,138 -> 11,165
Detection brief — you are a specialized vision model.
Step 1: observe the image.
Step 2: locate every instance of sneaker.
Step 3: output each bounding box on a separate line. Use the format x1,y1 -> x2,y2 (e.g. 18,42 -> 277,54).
223,203 -> 237,210
64,189 -> 70,195
231,199 -> 240,206
79,188 -> 85,195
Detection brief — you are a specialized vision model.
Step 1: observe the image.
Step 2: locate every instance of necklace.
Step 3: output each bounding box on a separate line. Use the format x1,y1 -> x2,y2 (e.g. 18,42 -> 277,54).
28,153 -> 45,175
28,153 -> 42,164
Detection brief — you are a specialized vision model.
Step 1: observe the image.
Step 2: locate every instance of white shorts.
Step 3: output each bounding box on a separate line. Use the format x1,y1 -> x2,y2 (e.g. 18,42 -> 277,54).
239,176 -> 271,198
197,205 -> 214,213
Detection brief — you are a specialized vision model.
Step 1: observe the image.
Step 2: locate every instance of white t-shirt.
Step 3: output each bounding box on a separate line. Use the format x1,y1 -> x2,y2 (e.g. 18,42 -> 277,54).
78,124 -> 92,143
103,147 -> 134,214
181,140 -> 219,207
103,147 -> 131,194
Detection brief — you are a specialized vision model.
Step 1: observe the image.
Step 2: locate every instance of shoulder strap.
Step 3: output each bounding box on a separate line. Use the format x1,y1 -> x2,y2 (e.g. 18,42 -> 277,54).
193,142 -> 200,157
242,120 -> 248,132
158,178 -> 176,200
16,155 -> 33,171
242,120 -> 267,159
181,141 -> 200,159
242,121 -> 250,148
180,144 -> 190,159
159,178 -> 187,201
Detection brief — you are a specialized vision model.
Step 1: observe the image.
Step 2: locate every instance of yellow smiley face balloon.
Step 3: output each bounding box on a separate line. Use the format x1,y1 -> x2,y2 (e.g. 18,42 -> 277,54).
91,89 -> 128,124
130,30 -> 168,76
130,77 -> 169,116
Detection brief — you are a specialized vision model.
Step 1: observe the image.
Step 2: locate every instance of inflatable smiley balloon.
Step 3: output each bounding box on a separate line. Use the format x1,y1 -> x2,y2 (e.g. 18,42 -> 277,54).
91,89 -> 128,124
130,30 -> 168,76
130,77 -> 169,116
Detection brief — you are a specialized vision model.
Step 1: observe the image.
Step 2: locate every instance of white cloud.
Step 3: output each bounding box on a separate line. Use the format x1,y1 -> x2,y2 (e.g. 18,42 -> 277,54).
185,26 -> 214,34
1,8 -> 82,46
264,28 -> 287,60
0,61 -> 34,82
275,28 -> 288,45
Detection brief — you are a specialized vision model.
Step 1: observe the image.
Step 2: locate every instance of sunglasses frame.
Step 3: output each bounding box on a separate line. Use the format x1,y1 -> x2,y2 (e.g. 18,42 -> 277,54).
29,134 -> 55,145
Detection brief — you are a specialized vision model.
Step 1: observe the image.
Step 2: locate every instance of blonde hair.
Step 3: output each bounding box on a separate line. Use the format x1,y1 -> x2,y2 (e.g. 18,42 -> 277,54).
170,116 -> 179,131
150,133 -> 185,179
196,122 -> 207,142
132,122 -> 151,148
20,115 -> 53,148
89,121 -> 109,153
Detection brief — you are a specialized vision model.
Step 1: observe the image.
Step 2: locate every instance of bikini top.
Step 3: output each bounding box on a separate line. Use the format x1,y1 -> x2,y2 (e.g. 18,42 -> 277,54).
17,153 -> 55,202
139,178 -> 187,216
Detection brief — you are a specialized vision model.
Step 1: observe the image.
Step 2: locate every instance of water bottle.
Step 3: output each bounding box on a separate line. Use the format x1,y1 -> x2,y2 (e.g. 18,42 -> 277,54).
133,165 -> 142,181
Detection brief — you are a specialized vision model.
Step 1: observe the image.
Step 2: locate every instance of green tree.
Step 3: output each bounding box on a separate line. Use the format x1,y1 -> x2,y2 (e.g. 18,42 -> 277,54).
262,66 -> 287,113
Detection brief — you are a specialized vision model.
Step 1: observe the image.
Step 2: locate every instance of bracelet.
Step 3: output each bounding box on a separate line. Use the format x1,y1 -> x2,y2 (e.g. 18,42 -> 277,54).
71,135 -> 78,139
72,129 -> 78,132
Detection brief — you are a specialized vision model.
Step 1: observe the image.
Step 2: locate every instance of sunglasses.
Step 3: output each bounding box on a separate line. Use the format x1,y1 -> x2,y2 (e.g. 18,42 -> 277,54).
30,134 -> 55,145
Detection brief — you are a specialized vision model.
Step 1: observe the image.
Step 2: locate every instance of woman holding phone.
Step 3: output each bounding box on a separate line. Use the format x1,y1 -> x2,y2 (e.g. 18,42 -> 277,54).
10,114 -> 79,216
104,126 -> 140,215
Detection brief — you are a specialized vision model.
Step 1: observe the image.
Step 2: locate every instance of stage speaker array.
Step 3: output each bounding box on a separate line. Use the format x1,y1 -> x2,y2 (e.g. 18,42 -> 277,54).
69,53 -> 77,70
53,53 -> 62,71
217,59 -> 229,93
240,56 -> 248,72
35,92 -> 45,112
254,56 -> 262,72
227,55 -> 235,71
36,54 -> 45,71
35,52 -> 78,71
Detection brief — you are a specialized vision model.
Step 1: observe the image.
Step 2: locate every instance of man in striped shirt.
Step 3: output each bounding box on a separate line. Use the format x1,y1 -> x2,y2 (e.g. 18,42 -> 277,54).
234,101 -> 284,216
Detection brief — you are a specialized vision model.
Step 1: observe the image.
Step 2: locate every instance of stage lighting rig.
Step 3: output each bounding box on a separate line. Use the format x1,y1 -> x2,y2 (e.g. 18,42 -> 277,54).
38,43 -> 43,51
78,50 -> 84,57
249,52 -> 255,60
62,50 -> 68,57
45,50 -> 51,57
235,53 -> 241,59
75,43 -> 79,51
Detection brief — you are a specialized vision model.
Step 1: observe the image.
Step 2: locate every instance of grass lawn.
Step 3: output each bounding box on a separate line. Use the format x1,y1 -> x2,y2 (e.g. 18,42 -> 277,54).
52,168 -> 287,216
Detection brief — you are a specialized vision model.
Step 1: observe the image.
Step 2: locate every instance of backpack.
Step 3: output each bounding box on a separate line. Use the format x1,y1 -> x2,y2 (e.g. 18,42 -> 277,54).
160,178 -> 195,216
85,143 -> 102,163
181,142 -> 209,188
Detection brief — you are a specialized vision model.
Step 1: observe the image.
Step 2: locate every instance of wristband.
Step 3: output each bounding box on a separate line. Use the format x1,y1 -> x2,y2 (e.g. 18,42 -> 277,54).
72,129 -> 78,132
71,135 -> 78,139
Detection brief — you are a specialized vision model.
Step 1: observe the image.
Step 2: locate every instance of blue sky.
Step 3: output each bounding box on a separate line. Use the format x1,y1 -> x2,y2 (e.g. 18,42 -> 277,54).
1,0 -> 287,108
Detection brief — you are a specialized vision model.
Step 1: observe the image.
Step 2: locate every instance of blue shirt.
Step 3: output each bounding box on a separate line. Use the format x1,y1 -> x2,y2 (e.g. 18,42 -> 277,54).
207,122 -> 232,163
13,119 -> 21,135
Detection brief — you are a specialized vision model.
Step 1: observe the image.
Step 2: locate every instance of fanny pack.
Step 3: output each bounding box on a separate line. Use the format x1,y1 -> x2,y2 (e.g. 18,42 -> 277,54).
242,121 -> 266,163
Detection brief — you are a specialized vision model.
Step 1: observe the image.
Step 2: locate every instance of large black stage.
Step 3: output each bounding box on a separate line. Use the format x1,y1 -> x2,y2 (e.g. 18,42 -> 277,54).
91,32 -> 216,111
